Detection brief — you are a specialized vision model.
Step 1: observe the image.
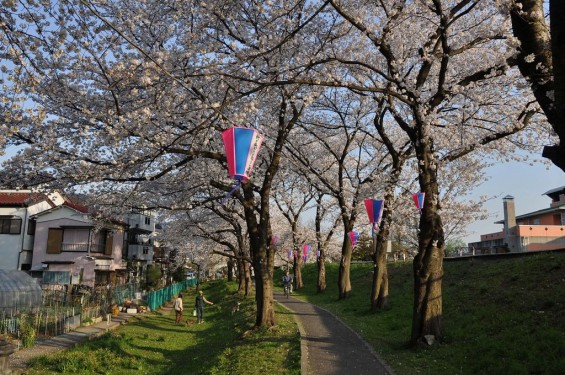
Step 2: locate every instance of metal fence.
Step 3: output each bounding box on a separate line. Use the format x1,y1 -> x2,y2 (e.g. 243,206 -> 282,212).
1,280 -> 197,347
0,282 -> 143,343
146,279 -> 197,312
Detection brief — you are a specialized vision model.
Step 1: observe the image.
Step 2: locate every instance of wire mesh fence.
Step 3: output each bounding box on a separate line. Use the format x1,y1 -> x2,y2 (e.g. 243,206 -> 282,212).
1,280 -> 195,347
0,282 -> 142,345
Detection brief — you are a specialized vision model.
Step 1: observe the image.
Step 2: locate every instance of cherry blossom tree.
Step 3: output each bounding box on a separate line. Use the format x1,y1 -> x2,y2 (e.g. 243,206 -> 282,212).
303,0 -> 552,343
0,1 -> 554,341
288,90 -> 389,299
272,171 -> 316,289
312,191 -> 341,293
507,0 -> 565,172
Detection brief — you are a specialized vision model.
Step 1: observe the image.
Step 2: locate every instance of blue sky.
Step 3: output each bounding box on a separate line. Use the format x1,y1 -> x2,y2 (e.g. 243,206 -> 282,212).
463,159 -> 564,244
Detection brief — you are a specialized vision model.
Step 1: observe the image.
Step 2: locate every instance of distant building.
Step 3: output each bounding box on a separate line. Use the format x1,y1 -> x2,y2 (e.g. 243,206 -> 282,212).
123,209 -> 157,283
468,186 -> 565,253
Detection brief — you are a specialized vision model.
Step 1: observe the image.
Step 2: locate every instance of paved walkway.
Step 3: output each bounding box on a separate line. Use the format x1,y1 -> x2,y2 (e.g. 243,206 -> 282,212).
274,292 -> 395,375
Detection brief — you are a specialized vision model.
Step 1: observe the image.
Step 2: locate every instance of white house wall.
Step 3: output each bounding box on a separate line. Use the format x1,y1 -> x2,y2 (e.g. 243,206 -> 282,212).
0,198 -> 64,270
0,207 -> 26,270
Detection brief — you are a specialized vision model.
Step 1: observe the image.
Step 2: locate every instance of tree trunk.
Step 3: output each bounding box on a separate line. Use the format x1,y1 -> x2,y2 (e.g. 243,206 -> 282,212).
253,256 -> 275,327
242,181 -> 276,328
227,258 -> 234,282
237,258 -> 244,292
317,252 -> 326,293
370,186 -> 395,310
546,0 -> 565,172
338,233 -> 353,299
237,257 -> 253,296
244,261 -> 253,296
370,233 -> 389,310
510,0 -> 565,172
410,163 -> 445,344
294,252 -> 304,289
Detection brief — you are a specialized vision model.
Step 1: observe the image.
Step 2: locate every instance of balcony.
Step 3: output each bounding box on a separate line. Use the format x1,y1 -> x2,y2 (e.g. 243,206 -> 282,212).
60,243 -> 106,253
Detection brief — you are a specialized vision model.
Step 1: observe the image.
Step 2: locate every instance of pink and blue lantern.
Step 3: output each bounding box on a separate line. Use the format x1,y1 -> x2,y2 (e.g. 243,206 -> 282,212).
412,192 -> 425,213
302,244 -> 310,262
287,249 -> 293,259
364,199 -> 384,236
222,127 -> 264,181
271,236 -> 279,247
348,230 -> 360,249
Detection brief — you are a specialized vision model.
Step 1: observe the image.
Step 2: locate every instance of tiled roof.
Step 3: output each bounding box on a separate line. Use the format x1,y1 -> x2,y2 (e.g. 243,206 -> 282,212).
0,192 -> 52,207
62,199 -> 89,213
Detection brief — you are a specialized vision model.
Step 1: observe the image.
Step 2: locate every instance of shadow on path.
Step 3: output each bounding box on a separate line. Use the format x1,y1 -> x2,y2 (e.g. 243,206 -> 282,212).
274,292 -> 395,375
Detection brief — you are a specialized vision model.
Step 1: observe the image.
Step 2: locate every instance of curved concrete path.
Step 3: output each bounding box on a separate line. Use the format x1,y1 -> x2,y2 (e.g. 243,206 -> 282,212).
275,292 -> 395,375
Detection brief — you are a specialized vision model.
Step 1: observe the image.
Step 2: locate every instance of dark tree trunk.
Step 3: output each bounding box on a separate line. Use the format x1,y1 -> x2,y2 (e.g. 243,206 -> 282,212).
237,257 -> 253,297
241,182 -> 276,328
370,227 -> 389,310
410,159 -> 445,344
293,252 -> 304,289
227,258 -> 235,282
253,252 -> 275,327
370,185 -> 396,310
317,253 -> 326,293
511,0 -> 565,172
338,231 -> 353,299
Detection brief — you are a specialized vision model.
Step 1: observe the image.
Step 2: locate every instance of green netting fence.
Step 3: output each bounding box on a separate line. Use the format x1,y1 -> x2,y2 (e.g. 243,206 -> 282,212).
147,279 -> 197,312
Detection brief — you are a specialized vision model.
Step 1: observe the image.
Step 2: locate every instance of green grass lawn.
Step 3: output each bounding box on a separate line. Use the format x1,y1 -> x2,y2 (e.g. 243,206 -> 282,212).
292,252 -> 565,375
27,252 -> 564,375
27,280 -> 300,375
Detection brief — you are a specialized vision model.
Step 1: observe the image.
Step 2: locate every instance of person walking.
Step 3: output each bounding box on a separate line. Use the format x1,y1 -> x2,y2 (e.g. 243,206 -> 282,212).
195,290 -> 214,324
174,293 -> 184,324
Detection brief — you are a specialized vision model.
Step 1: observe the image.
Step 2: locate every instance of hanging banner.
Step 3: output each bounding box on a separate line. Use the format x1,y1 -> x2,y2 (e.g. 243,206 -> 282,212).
221,127 -> 264,181
412,192 -> 425,213
348,230 -> 360,249
271,236 -> 279,247
302,244 -> 310,262
364,199 -> 385,236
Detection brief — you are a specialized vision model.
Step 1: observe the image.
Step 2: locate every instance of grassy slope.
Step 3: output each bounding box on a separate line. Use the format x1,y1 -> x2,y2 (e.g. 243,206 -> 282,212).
28,280 -> 300,375
293,252 -> 565,375
27,252 -> 564,374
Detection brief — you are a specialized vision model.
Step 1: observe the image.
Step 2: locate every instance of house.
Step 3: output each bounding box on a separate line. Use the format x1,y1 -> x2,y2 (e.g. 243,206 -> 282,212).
123,209 -> 156,282
30,202 -> 128,287
468,186 -> 565,253
0,190 -> 67,271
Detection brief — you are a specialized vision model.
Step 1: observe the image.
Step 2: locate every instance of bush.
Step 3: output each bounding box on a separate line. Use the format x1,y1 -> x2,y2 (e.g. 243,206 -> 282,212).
18,313 -> 37,348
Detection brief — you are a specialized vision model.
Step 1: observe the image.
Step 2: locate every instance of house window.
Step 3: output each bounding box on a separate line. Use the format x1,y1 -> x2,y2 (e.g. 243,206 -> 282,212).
533,218 -> 541,225
562,213 -> 565,226
62,229 -> 90,252
145,217 -> 150,225
42,271 -> 71,284
0,218 -> 22,234
95,271 -> 110,285
143,246 -> 149,255
27,219 -> 36,235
